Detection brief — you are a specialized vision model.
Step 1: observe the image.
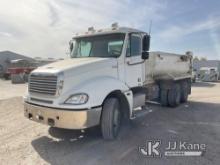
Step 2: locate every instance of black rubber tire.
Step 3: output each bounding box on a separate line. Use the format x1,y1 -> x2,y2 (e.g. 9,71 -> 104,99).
180,81 -> 188,103
160,89 -> 169,107
4,74 -> 10,80
168,83 -> 181,107
101,98 -> 121,140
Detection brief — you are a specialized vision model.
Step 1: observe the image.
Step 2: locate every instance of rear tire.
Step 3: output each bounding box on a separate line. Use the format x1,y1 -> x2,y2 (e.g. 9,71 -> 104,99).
168,83 -> 181,107
101,98 -> 121,140
180,81 -> 188,103
160,89 -> 168,107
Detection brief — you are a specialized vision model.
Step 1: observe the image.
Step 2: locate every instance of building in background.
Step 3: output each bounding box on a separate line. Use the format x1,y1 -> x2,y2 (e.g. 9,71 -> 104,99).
0,51 -> 61,78
33,57 -> 60,66
0,51 -> 34,77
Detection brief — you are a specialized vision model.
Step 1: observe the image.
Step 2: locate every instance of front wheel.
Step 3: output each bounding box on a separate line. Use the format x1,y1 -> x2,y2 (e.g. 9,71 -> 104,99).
101,98 -> 121,140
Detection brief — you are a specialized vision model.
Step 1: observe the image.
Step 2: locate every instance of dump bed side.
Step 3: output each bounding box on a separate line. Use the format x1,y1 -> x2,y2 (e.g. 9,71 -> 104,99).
145,51 -> 192,84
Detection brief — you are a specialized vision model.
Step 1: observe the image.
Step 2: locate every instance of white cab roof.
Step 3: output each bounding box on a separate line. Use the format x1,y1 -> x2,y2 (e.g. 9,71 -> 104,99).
73,27 -> 146,38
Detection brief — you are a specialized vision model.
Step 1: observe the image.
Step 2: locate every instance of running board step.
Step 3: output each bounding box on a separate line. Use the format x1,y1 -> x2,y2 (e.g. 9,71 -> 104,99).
131,106 -> 153,119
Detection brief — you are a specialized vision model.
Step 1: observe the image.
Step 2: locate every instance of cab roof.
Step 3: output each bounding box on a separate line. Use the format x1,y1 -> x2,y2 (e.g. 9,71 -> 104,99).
73,27 -> 147,38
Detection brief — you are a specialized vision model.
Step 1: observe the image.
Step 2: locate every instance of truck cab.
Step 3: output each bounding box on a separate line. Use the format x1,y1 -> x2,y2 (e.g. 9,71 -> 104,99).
24,25 -> 192,140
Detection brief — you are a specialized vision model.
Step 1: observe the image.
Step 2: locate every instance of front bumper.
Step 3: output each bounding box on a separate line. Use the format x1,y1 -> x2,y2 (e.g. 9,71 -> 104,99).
24,102 -> 102,129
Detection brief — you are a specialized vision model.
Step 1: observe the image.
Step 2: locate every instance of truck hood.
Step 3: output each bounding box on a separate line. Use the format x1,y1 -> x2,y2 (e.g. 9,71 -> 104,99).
30,57 -> 119,102
33,57 -> 116,74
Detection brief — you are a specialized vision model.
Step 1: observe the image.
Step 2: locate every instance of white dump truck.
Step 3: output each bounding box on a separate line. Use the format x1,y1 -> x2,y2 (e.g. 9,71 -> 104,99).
198,67 -> 219,82
24,25 -> 193,139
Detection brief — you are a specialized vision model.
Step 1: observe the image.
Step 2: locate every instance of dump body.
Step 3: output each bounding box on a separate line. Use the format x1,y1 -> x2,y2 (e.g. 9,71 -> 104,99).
145,51 -> 192,83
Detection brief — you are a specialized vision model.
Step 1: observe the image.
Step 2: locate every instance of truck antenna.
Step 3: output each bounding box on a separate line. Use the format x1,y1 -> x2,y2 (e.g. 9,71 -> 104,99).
149,20 -> 153,35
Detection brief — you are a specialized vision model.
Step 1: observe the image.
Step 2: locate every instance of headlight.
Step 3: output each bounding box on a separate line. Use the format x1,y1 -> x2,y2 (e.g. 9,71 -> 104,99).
65,93 -> 89,105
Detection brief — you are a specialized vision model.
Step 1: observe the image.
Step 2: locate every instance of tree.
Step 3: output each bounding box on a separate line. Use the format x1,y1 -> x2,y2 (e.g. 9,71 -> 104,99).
193,56 -> 199,62
200,57 -> 207,61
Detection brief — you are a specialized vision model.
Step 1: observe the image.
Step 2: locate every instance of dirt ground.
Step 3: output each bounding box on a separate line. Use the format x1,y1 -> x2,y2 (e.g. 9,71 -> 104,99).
0,79 -> 27,100
0,80 -> 220,165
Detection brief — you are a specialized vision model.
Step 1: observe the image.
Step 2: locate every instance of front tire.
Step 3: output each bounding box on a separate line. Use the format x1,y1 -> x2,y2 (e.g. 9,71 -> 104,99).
101,98 -> 121,140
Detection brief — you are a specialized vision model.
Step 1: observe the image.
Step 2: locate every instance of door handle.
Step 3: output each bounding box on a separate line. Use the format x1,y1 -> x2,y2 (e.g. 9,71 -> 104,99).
127,60 -> 145,65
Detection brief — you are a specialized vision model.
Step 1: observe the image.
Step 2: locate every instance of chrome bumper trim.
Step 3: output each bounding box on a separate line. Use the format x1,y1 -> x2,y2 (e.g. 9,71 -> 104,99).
24,102 -> 102,129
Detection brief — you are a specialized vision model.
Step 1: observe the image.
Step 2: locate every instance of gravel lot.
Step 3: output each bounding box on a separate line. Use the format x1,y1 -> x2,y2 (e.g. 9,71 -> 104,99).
0,80 -> 220,165
0,79 -> 27,100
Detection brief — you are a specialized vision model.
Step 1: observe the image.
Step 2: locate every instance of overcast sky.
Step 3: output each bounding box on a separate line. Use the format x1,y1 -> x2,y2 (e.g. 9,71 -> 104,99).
0,0 -> 220,59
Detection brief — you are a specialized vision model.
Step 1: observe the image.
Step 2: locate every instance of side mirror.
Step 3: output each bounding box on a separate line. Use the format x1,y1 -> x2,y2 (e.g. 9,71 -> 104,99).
143,35 -> 150,52
142,35 -> 150,60
142,51 -> 149,60
69,40 -> 74,52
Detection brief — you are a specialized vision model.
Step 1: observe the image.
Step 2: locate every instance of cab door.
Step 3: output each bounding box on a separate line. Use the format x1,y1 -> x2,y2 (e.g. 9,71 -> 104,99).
125,33 -> 145,87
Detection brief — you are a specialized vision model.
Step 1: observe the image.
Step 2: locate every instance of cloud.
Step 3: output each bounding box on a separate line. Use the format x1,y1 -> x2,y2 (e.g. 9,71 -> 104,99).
47,2 -> 60,26
158,16 -> 220,41
0,0 -> 166,58
209,26 -> 220,59
152,15 -> 220,59
0,32 -> 12,37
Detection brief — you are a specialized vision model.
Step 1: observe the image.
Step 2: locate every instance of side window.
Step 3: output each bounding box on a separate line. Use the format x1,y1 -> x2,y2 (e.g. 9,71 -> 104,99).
108,41 -> 123,56
127,34 -> 142,57
80,41 -> 92,57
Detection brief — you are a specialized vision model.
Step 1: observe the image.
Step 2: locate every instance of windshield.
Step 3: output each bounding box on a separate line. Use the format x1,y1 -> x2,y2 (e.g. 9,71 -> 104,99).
70,33 -> 125,58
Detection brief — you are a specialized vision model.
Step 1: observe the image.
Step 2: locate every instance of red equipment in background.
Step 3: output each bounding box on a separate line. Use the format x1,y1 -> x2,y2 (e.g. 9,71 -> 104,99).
7,59 -> 38,83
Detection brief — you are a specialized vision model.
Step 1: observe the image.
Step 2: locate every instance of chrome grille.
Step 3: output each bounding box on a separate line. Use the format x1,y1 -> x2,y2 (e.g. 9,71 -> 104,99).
29,74 -> 57,95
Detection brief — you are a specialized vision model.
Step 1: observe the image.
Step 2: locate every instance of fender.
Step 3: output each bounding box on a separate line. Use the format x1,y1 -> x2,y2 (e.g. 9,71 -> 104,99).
60,76 -> 133,113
